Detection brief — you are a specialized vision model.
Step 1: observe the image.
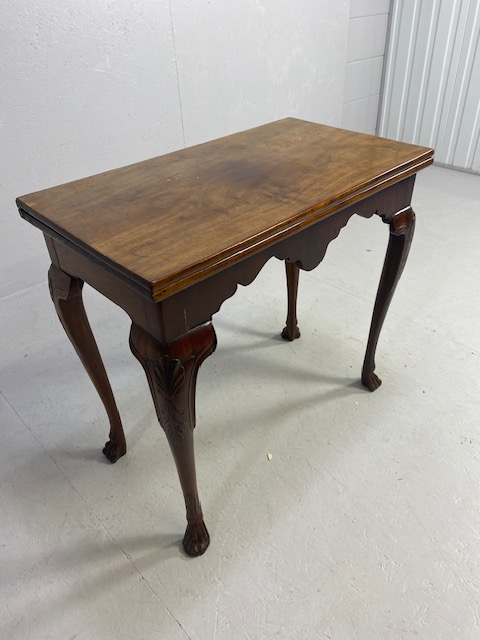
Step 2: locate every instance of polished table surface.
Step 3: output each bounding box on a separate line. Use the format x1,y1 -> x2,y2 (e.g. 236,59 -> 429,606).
18,118 -> 433,556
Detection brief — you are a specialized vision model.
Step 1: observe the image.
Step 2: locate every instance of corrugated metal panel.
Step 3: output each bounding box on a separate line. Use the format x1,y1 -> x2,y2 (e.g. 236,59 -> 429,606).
379,0 -> 480,174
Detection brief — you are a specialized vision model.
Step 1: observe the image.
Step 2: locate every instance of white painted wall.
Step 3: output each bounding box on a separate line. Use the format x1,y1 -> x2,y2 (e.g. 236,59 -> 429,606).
1,0 -> 349,299
342,0 -> 391,134
1,1 -> 184,299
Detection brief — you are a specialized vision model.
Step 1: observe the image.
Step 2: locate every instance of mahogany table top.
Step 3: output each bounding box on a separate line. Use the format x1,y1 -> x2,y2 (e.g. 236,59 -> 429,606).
17,118 -> 433,300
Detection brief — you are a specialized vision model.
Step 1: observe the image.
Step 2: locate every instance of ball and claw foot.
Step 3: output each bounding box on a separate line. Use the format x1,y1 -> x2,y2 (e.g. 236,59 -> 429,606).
281,325 -> 300,341
362,369 -> 382,392
183,521 -> 210,557
103,438 -> 127,463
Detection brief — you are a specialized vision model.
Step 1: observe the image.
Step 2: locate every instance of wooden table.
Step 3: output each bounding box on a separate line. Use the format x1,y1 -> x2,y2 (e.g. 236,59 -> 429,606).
17,119 -> 433,556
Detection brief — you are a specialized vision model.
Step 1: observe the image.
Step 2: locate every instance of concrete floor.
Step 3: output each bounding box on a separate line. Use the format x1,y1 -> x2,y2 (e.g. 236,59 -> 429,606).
1,165 -> 479,639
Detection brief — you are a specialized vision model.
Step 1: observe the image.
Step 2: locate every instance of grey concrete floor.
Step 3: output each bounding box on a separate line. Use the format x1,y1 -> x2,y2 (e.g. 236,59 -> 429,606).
1,165 -> 479,639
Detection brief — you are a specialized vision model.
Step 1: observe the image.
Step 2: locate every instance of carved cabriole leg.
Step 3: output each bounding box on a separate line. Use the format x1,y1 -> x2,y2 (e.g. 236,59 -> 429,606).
362,206 -> 416,391
281,261 -> 301,341
48,264 -> 126,462
129,321 -> 217,557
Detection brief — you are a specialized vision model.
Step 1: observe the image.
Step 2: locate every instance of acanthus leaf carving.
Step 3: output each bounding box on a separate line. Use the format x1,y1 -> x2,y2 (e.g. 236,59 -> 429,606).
151,354 -> 186,443
153,355 -> 185,400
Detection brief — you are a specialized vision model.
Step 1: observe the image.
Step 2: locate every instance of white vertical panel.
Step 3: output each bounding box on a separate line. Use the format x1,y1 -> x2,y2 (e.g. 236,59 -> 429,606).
380,0 -> 480,174
472,133 -> 480,172
434,0 -> 473,161
461,55 -> 480,168
394,0 -> 421,140
416,0 -> 459,148
377,0 -> 402,134
381,0 -> 418,138
446,0 -> 480,166
405,0 -> 440,142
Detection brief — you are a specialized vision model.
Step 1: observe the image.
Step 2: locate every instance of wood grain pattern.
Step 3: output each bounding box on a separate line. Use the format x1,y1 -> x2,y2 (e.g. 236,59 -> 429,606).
17,119 -> 433,301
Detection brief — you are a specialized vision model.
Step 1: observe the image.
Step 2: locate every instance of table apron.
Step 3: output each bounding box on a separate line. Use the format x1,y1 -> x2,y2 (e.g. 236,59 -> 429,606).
44,175 -> 415,344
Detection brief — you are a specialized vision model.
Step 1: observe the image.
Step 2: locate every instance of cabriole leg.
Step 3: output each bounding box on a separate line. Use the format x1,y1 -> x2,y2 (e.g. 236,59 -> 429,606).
48,264 -> 126,462
129,321 -> 217,557
281,261 -> 301,341
362,207 -> 415,391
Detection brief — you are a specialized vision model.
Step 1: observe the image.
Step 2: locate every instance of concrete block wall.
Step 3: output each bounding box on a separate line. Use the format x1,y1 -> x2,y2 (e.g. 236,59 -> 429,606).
342,0 -> 391,134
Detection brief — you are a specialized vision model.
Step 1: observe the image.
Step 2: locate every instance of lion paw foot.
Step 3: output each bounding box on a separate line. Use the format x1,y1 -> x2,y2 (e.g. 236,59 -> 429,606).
103,439 -> 126,464
281,325 -> 300,341
183,521 -> 210,557
362,370 -> 382,392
